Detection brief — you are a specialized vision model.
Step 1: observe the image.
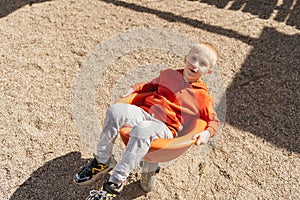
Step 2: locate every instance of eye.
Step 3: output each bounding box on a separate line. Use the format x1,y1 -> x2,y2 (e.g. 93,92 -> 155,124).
199,62 -> 206,67
191,56 -> 197,61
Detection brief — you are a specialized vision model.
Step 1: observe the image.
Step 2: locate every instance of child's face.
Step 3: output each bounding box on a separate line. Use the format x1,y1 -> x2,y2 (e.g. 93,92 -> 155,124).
183,44 -> 217,82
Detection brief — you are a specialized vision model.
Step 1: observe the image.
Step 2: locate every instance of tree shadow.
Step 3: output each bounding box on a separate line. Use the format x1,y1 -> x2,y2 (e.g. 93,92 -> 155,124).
0,0 -> 51,18
197,0 -> 299,29
10,152 -> 147,199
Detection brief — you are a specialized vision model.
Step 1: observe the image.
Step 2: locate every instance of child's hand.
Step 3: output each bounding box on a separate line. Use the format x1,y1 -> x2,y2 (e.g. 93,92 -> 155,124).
192,130 -> 211,145
120,87 -> 134,98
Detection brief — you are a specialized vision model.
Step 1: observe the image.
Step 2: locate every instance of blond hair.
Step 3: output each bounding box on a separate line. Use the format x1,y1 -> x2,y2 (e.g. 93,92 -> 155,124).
200,42 -> 219,60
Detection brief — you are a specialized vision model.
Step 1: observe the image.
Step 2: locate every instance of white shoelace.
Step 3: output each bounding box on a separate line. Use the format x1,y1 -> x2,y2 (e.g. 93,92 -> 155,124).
86,190 -> 109,200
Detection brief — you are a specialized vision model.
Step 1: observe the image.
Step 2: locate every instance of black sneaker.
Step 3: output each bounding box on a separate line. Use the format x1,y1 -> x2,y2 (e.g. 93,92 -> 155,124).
74,156 -> 117,185
86,182 -> 123,200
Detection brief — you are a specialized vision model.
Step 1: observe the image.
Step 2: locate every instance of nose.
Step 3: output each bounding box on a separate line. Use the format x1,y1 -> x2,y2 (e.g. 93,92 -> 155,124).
190,63 -> 199,71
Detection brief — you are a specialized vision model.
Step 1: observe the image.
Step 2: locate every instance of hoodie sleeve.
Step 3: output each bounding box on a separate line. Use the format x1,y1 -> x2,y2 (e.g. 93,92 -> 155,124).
200,94 -> 220,138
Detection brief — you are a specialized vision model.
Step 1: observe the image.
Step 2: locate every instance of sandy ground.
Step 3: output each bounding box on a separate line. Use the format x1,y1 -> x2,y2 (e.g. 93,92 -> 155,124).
1,0 -> 299,199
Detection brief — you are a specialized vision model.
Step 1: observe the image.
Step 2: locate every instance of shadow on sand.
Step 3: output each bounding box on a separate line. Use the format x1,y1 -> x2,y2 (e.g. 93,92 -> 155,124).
196,0 -> 299,29
224,27 -> 299,153
10,152 -> 146,200
0,0 -> 51,18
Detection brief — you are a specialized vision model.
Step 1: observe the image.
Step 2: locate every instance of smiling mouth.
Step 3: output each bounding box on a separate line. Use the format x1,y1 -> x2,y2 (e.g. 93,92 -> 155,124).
189,68 -> 197,73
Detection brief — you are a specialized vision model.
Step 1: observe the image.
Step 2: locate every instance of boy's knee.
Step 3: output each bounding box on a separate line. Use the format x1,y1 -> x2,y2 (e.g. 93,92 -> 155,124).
107,103 -> 127,118
131,121 -> 155,138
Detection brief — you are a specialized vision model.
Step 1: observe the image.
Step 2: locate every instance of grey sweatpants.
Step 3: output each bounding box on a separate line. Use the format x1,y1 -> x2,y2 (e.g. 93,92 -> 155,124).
96,103 -> 173,184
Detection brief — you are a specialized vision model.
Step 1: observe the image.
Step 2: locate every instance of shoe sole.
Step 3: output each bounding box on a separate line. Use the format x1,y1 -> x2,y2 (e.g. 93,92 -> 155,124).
74,166 -> 114,186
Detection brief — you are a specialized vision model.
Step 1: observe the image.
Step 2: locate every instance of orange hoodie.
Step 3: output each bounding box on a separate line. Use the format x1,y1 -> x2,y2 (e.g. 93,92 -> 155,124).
132,68 -> 220,137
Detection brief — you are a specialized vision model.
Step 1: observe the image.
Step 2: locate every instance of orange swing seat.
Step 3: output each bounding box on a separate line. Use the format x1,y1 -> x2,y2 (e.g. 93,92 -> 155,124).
117,92 -> 207,163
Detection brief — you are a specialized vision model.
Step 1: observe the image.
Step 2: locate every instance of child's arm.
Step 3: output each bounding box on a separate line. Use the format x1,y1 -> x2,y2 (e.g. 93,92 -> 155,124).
193,95 -> 220,145
200,94 -> 220,137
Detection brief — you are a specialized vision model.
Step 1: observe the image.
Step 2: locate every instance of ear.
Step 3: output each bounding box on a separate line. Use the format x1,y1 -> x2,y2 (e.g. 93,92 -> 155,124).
184,56 -> 188,65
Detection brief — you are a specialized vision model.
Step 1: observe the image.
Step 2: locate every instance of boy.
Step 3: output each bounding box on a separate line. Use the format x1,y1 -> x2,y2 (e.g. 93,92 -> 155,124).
75,42 -> 220,199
